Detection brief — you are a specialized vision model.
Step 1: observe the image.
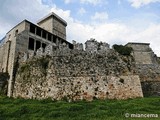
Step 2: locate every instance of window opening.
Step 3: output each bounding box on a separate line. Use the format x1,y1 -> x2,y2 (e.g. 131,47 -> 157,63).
42,31 -> 46,39
48,33 -> 51,41
36,28 -> 41,36
30,24 -> 36,34
28,37 -> 34,50
36,40 -> 41,51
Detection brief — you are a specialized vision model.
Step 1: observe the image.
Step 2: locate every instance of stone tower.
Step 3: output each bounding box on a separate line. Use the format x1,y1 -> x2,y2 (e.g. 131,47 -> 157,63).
126,42 -> 157,64
37,12 -> 67,40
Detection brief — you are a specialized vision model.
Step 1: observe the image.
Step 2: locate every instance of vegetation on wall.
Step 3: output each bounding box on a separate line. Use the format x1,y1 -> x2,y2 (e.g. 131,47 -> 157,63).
17,56 -> 50,84
113,44 -> 133,56
0,72 -> 9,95
0,72 -> 9,81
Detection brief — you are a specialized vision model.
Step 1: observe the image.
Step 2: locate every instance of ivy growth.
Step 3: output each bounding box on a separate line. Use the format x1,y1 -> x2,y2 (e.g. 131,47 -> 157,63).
113,44 -> 133,56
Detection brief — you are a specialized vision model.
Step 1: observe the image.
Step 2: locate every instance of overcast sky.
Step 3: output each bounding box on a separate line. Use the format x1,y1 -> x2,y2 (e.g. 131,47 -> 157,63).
0,0 -> 160,55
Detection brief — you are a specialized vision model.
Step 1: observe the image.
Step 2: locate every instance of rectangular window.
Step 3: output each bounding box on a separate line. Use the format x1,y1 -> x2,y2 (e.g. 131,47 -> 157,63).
36,40 -> 41,51
30,24 -> 36,34
48,33 -> 51,41
42,31 -> 46,39
53,36 -> 56,43
36,28 -> 41,36
28,37 -> 34,50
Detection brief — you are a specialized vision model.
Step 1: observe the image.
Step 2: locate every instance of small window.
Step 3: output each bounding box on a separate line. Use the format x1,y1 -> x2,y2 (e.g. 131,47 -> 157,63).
15,29 -> 18,36
36,41 -> 41,51
48,33 -> 51,41
53,36 -> 56,43
28,37 -> 34,50
36,28 -> 41,36
30,24 -> 36,34
42,31 -> 46,39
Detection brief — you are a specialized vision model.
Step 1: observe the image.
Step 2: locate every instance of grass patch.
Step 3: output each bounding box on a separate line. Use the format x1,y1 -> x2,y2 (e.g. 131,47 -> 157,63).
0,96 -> 160,120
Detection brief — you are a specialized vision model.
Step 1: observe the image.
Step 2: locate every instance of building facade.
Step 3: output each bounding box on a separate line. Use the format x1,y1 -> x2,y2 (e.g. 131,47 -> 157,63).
0,12 -> 73,96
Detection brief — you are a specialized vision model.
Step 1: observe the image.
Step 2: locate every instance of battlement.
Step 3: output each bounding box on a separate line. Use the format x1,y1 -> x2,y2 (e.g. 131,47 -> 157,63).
85,38 -> 110,53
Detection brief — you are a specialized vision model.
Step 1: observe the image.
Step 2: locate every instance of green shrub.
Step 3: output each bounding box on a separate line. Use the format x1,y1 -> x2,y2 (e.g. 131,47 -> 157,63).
113,44 -> 133,56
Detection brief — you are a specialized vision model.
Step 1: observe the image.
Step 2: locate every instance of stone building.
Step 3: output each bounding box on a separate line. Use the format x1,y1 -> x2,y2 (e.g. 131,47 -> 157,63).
37,12 -> 67,40
126,42 -> 157,64
0,12 -> 73,96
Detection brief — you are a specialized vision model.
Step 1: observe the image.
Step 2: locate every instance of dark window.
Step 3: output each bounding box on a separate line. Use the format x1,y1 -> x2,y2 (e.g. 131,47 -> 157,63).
69,43 -> 73,49
36,28 -> 41,36
42,31 -> 46,39
36,41 -> 41,51
48,33 -> 51,41
28,37 -> 34,50
42,43 -> 46,49
53,36 -> 56,43
30,24 -> 35,34
15,29 -> 18,36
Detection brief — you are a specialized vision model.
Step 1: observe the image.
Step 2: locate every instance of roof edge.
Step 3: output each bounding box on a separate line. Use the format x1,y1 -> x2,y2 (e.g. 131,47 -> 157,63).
126,42 -> 150,46
37,12 -> 67,26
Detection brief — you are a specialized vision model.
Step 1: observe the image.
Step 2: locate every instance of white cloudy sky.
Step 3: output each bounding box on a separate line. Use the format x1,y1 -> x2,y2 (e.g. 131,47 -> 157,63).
0,0 -> 160,55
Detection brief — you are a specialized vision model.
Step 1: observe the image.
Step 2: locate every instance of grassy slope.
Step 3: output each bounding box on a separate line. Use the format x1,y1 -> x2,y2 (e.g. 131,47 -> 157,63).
0,96 -> 160,120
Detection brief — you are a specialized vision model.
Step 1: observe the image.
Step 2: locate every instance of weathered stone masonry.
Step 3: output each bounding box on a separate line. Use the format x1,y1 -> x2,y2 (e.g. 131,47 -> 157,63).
126,43 -> 160,96
13,50 -> 143,101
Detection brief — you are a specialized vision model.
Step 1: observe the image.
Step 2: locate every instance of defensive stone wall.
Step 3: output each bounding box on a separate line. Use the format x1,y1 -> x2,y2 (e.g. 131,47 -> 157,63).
13,49 -> 143,101
141,82 -> 160,96
136,64 -> 160,82
85,38 -> 109,53
136,64 -> 160,96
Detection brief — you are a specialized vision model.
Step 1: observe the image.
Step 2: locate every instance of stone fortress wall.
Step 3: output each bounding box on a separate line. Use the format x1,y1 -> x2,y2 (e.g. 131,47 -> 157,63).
13,39 -> 160,100
1,34 -> 160,99
13,42 -> 143,101
0,12 -> 160,100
